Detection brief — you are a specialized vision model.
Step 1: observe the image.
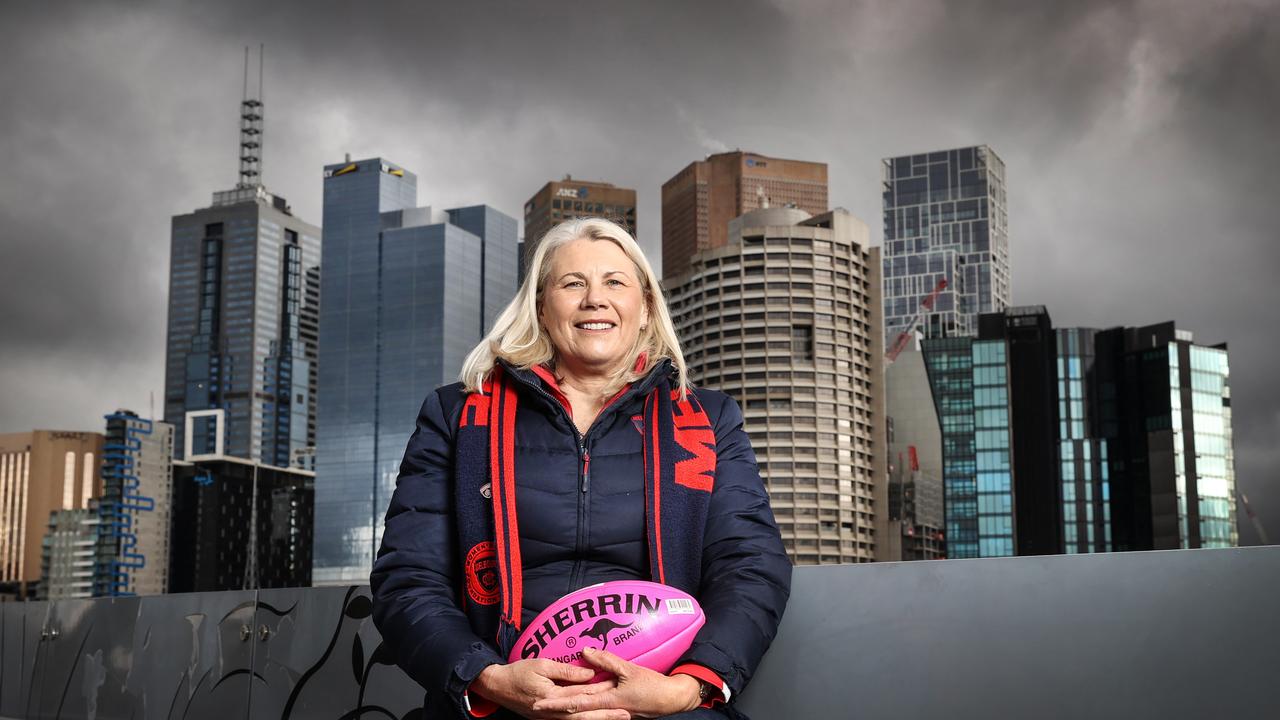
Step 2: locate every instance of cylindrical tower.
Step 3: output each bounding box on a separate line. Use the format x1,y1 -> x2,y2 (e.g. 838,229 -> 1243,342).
665,207 -> 885,564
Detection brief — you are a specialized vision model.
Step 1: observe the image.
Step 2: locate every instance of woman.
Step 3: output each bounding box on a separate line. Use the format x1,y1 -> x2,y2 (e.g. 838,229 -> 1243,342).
371,218 -> 791,719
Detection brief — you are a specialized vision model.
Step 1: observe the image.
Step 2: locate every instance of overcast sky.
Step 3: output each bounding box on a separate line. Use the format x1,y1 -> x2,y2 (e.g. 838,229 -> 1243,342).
1,0 -> 1277,544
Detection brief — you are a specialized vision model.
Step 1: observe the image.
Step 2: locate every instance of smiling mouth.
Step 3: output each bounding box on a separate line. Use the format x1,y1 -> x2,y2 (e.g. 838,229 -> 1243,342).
575,322 -> 616,330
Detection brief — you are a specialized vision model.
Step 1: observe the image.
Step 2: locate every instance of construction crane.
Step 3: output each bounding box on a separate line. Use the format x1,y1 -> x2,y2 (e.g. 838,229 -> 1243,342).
886,277 -> 948,363
1239,492 -> 1271,545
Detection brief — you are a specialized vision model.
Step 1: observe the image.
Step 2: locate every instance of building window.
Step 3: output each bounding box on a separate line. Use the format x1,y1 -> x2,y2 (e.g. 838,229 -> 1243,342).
81,452 -> 94,509
792,325 -> 814,361
63,452 -> 76,510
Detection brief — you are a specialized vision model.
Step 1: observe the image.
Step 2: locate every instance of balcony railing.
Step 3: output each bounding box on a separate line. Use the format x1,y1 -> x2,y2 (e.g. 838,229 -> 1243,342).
1,546 -> 1275,718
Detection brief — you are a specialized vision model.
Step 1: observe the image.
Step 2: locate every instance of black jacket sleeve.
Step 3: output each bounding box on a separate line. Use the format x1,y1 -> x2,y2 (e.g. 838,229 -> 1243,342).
370,389 -> 504,717
678,391 -> 793,697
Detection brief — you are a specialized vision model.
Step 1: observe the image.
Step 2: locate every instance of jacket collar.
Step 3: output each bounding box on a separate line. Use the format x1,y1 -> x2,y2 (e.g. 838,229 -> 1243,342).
496,357 -> 674,425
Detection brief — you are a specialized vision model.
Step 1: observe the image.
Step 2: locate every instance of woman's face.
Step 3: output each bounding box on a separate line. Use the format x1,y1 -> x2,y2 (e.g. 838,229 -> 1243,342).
539,237 -> 649,377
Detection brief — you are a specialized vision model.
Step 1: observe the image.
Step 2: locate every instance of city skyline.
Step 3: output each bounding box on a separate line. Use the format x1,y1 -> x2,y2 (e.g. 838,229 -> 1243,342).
1,0 -> 1276,544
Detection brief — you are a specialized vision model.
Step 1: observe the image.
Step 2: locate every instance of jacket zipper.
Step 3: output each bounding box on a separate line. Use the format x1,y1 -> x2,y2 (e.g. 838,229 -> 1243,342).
498,365 -> 662,592
572,437 -> 590,590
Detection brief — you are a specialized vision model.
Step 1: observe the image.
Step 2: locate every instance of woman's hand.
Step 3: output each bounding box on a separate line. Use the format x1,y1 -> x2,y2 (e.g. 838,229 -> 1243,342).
471,659 -> 631,720
530,647 -> 703,719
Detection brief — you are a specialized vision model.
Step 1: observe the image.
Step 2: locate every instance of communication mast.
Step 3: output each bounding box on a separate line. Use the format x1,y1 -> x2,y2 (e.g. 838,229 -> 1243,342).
238,45 -> 265,189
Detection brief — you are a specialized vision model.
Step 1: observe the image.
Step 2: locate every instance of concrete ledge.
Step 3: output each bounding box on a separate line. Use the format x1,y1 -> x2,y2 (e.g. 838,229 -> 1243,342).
741,547 -> 1279,717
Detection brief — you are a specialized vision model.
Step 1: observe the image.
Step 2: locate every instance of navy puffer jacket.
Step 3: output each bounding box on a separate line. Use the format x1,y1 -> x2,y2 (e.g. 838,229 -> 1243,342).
371,361 -> 791,718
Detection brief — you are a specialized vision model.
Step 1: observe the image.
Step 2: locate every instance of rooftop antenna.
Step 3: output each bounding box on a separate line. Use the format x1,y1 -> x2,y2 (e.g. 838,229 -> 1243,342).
237,45 -> 264,189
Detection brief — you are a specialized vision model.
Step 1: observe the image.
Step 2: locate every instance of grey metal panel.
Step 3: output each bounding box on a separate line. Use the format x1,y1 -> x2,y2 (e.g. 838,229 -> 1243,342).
27,596 -> 141,720
737,547 -> 1280,719
0,602 -> 23,717
18,592 -> 258,720
0,603 -> 7,716
129,590 -> 258,720
247,585 -> 422,720
19,601 -> 49,719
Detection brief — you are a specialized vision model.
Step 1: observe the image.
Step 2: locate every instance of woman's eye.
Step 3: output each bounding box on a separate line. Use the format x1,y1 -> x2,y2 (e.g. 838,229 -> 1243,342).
607,279 -> 624,287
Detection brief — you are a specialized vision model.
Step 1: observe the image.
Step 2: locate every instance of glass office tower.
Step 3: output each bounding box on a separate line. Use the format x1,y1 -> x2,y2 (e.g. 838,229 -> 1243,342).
970,339 -> 1016,557
924,307 -> 1059,559
978,309 -> 1061,556
164,188 -> 321,466
314,158 -> 518,585
922,337 -> 1015,559
1095,322 -> 1237,550
1056,328 -> 1111,553
882,145 -> 1009,342
922,337 -> 980,559
1185,345 -> 1236,546
446,205 -> 520,336
925,314 -> 1236,559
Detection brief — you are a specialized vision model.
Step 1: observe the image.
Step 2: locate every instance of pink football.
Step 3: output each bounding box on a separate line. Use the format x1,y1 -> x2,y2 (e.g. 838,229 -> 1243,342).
509,580 -> 705,679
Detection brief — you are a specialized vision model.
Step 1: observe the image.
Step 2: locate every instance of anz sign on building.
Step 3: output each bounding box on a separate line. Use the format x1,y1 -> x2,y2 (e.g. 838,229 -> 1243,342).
555,186 -> 590,199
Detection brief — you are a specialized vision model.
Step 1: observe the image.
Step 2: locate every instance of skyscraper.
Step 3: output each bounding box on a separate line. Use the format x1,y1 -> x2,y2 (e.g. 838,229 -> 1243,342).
0,430 -> 103,597
922,335 -> 1008,558
314,157 -> 518,585
163,62 -> 321,466
523,177 -> 636,262
881,145 -> 1009,342
665,207 -> 885,564
447,205 -> 521,336
921,309 -> 1236,559
661,151 -> 827,279
94,411 -> 174,597
978,308 -> 1062,556
1095,322 -> 1236,550
923,307 -> 1059,558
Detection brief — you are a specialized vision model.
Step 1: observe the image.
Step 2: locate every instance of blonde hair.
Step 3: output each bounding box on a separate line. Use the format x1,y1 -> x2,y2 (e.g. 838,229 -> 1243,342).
459,217 -> 690,399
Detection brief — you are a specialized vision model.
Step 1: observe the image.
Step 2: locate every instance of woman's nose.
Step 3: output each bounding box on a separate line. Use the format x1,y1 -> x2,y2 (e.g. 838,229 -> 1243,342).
581,282 -> 609,308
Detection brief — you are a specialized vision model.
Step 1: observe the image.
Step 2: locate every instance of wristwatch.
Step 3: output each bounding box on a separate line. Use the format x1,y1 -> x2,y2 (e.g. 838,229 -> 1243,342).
697,679 -> 713,703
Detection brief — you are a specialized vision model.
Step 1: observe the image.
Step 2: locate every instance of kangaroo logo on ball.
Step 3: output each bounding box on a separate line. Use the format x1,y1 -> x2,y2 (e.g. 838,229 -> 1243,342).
580,618 -> 633,649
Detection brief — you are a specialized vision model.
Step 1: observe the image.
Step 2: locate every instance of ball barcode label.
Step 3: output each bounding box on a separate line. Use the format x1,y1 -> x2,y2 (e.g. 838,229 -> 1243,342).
666,598 -> 695,615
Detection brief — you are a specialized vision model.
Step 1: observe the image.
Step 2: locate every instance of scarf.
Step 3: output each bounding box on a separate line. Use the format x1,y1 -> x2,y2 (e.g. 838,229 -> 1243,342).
450,362 -> 717,654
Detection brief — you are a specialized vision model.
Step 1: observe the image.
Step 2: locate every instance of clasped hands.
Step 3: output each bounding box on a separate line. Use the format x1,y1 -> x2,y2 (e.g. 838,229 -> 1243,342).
471,646 -> 703,719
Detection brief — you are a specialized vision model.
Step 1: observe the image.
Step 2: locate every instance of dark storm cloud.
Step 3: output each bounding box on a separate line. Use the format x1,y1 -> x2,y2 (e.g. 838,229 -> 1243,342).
1,0 -> 1276,541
